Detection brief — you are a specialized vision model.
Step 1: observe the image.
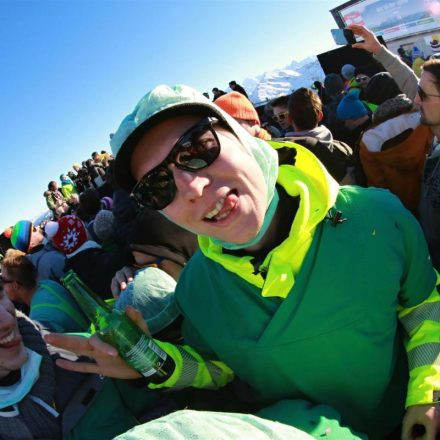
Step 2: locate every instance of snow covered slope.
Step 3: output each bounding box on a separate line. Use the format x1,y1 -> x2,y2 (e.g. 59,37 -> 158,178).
243,57 -> 325,105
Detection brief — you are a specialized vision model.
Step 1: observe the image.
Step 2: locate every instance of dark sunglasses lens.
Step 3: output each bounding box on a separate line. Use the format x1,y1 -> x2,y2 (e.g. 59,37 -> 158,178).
132,118 -> 220,210
276,113 -> 287,122
175,125 -> 220,169
133,168 -> 176,209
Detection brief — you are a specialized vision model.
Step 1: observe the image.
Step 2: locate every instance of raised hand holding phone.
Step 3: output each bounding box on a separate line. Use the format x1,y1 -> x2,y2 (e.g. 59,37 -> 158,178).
331,28 -> 356,46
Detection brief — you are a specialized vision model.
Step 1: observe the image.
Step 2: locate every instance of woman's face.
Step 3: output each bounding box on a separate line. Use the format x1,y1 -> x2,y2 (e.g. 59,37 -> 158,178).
131,115 -> 267,244
0,288 -> 27,378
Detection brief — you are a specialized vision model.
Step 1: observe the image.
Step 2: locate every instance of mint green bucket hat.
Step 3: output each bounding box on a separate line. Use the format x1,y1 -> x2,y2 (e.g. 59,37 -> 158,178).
110,84 -> 231,192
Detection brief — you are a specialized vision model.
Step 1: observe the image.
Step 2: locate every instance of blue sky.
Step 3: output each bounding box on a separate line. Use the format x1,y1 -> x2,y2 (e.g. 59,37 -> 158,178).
0,0 -> 343,230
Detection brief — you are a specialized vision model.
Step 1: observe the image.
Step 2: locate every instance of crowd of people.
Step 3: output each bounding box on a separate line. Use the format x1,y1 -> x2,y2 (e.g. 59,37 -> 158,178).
1,24 -> 440,440
41,151 -> 114,220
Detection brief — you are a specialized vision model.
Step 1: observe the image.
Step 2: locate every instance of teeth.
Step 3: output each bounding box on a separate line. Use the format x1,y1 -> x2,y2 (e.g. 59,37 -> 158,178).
0,330 -> 14,345
215,211 -> 230,220
205,197 -> 225,219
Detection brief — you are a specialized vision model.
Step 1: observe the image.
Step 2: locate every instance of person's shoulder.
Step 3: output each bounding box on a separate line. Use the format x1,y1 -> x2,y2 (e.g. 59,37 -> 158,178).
37,279 -> 66,292
41,243 -> 65,259
338,185 -> 416,224
339,185 -> 402,206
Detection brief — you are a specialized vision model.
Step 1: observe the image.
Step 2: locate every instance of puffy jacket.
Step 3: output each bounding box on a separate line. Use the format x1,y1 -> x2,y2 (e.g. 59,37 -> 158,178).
360,110 -> 432,213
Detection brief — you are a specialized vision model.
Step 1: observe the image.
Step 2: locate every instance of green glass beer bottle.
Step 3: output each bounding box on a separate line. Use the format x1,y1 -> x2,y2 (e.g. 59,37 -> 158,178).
62,269 -> 173,379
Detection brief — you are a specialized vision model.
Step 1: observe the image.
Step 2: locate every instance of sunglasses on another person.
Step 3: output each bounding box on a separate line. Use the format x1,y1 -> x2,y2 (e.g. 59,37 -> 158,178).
132,117 -> 222,210
355,75 -> 368,82
417,85 -> 440,102
272,111 -> 289,123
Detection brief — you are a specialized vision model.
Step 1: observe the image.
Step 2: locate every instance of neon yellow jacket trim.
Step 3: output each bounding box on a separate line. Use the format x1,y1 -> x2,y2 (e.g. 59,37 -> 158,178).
198,142 -> 339,298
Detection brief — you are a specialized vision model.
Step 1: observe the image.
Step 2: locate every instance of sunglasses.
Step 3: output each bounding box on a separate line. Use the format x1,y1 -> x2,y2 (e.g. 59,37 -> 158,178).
417,85 -> 440,102
132,117 -> 222,210
356,76 -> 368,82
272,111 -> 289,123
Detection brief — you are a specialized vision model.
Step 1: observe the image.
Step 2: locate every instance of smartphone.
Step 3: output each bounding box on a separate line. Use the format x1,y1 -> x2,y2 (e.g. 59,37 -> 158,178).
331,28 -> 356,45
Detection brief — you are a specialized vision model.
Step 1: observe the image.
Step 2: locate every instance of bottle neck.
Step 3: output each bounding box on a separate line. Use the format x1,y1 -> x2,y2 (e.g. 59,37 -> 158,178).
62,270 -> 110,322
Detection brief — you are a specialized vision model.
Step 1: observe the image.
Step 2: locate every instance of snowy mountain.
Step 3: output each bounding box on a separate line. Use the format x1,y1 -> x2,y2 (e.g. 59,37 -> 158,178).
243,56 -> 325,105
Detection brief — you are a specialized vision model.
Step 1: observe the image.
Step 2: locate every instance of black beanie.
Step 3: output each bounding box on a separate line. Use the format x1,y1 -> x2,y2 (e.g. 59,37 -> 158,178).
324,73 -> 344,97
364,72 -> 401,105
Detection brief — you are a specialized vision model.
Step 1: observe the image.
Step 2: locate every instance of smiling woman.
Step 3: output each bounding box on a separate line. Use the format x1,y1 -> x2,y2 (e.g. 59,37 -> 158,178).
0,284 -> 28,377
0,284 -> 61,439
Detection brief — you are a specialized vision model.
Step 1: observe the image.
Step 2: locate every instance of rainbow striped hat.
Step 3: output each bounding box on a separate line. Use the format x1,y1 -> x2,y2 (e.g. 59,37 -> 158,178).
11,220 -> 32,252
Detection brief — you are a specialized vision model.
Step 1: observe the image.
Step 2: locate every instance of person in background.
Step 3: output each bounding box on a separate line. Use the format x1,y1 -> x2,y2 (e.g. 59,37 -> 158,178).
99,150 -> 114,168
0,286 -> 62,439
111,206 -> 199,299
44,190 -> 58,219
322,73 -> 347,139
413,56 -> 426,78
100,196 -> 113,211
353,72 -> 370,90
286,87 -> 354,183
350,24 -> 440,273
340,63 -> 356,89
0,229 -> 12,261
228,80 -> 248,99
75,188 -> 101,235
214,92 -> 271,140
45,215 -> 125,298
105,161 -> 140,250
336,89 -> 371,150
363,71 -> 402,106
398,46 -> 413,67
359,93 -> 431,214
270,95 -> 294,136
0,280 -> 163,440
73,163 -> 92,191
46,181 -> 69,219
1,250 -> 88,333
212,87 -> 226,101
86,159 -> 105,188
93,209 -> 119,253
10,220 -> 65,282
59,174 -> 78,201
311,80 -> 329,105
91,151 -> 101,165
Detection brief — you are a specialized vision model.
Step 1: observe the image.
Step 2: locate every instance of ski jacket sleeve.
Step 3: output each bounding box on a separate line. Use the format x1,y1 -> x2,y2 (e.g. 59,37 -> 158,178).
396,210 -> 440,407
398,276 -> 440,407
374,46 -> 419,101
147,340 -> 234,390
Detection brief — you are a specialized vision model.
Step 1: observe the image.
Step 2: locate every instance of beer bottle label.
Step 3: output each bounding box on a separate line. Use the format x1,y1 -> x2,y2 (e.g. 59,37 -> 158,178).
124,334 -> 167,377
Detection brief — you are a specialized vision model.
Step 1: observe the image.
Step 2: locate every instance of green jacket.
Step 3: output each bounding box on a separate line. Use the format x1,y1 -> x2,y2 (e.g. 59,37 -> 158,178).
30,280 -> 90,333
148,142 -> 440,438
61,183 -> 77,201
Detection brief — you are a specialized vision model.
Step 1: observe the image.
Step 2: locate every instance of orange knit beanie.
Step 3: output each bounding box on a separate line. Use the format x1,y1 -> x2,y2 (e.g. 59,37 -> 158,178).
214,92 -> 260,125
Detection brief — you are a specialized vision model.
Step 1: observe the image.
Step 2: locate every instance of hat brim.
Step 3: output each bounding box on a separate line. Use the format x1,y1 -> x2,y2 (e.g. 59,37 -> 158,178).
129,243 -> 187,267
114,103 -> 229,193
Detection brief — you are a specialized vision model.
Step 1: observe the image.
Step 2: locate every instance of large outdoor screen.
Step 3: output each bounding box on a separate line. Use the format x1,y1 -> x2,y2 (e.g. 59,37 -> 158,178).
331,0 -> 440,41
